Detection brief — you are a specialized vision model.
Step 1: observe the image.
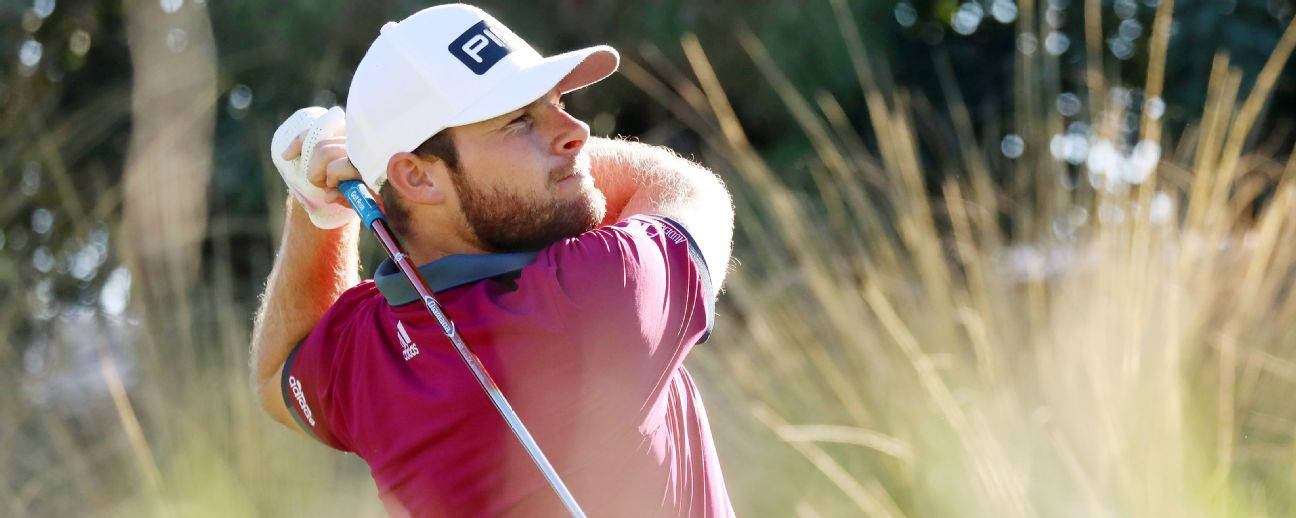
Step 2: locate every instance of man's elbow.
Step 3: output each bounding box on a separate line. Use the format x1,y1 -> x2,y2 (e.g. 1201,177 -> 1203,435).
249,341 -> 278,413
251,358 -> 301,431
248,334 -> 295,427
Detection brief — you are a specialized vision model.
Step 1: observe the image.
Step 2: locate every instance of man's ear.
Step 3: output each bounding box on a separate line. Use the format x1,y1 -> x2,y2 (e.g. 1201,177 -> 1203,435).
385,152 -> 449,205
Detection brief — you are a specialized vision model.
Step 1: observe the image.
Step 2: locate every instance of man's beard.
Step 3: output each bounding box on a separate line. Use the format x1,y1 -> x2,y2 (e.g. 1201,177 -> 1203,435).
451,158 -> 607,253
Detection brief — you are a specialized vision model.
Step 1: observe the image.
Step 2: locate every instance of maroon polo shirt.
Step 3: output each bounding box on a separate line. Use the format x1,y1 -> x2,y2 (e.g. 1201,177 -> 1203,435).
281,215 -> 732,517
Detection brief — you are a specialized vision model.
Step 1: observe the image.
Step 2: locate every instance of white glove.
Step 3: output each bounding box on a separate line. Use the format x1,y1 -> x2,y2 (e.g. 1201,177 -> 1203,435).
270,106 -> 356,229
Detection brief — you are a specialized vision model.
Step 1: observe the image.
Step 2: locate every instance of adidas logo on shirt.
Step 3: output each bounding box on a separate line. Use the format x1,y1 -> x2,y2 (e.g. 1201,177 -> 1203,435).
288,376 -> 316,427
397,320 -> 420,361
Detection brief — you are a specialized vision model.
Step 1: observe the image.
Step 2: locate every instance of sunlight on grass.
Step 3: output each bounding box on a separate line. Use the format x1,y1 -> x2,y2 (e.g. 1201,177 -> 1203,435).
5,0 -> 1296,516
621,0 -> 1296,515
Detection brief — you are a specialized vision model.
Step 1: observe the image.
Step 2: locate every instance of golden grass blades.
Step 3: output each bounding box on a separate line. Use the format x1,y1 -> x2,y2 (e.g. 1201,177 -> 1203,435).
629,0 -> 1296,515
11,0 -> 1296,515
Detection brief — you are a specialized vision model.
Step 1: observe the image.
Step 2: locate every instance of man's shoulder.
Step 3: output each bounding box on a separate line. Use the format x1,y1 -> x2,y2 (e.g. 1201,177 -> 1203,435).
535,215 -> 691,260
546,214 -> 704,272
339,278 -> 380,300
323,280 -> 384,320
534,214 -> 711,315
294,281 -> 384,360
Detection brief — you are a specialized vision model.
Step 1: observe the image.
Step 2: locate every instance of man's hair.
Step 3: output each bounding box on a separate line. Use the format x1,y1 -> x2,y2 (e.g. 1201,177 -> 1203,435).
379,130 -> 459,236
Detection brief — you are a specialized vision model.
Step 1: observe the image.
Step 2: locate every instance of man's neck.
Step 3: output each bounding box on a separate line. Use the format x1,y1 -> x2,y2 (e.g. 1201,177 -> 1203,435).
404,239 -> 489,266
396,210 -> 491,265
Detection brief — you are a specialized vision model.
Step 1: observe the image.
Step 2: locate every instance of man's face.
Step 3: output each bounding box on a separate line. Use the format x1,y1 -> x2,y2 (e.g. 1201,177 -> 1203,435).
446,90 -> 606,253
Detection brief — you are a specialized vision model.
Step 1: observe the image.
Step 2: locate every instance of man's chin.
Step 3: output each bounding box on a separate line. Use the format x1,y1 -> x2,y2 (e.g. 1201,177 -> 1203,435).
579,185 -> 608,230
553,189 -> 605,241
458,169 -> 609,252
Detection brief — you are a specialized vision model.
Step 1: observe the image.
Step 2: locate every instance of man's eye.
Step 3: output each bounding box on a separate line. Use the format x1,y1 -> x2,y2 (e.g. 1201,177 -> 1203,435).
510,113 -> 532,126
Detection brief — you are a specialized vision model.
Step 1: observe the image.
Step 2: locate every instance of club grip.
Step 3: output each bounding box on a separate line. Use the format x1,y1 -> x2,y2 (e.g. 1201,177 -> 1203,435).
339,180 -> 385,230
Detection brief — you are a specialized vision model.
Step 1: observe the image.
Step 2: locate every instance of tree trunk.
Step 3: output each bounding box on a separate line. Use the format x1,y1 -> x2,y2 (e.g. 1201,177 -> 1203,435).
120,0 -> 217,425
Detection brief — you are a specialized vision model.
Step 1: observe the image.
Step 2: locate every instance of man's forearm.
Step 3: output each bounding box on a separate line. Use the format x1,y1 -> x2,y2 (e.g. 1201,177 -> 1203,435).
587,137 -> 734,289
588,137 -> 724,221
250,197 -> 360,426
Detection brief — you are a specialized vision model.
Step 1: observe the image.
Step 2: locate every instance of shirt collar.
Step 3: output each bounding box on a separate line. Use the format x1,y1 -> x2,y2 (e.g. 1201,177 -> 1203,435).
373,251 -> 539,306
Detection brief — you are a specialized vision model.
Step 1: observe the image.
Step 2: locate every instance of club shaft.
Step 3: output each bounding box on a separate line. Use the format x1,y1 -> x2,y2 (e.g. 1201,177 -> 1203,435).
340,181 -> 585,517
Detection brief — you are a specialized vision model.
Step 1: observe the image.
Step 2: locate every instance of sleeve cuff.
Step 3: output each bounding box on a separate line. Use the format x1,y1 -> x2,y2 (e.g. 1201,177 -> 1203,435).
280,340 -> 325,443
652,215 -> 715,343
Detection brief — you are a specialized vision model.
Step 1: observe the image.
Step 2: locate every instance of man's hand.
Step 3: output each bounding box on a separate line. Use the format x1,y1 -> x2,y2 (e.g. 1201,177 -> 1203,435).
271,106 -> 363,228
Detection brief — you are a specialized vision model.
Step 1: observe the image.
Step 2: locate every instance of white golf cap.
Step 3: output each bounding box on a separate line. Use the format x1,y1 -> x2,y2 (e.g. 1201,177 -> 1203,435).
346,3 -> 620,187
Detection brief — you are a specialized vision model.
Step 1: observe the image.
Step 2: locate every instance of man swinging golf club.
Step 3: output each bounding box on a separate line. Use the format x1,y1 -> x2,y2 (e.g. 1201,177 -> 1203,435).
250,4 -> 735,516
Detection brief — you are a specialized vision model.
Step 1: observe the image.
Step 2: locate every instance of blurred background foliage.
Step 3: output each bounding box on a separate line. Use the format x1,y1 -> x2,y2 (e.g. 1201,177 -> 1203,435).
4,0 -> 1290,334
2,0 -> 1295,516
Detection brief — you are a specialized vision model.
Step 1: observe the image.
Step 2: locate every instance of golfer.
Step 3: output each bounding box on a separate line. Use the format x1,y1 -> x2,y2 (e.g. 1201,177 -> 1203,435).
250,4 -> 735,516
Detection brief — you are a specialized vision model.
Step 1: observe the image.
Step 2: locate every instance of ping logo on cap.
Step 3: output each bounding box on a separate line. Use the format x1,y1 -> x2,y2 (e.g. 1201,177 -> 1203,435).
449,21 -> 510,75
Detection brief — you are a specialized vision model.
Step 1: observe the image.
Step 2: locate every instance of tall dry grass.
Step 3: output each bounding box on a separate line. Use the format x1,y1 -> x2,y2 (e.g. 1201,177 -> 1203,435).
5,0 -> 1296,516
617,0 -> 1296,515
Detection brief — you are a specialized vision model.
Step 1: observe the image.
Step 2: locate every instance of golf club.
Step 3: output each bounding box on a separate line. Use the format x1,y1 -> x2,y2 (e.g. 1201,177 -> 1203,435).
339,179 -> 586,518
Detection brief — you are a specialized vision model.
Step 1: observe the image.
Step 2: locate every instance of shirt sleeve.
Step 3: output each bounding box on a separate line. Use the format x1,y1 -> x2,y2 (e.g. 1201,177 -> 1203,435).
542,214 -> 715,397
280,284 -> 373,451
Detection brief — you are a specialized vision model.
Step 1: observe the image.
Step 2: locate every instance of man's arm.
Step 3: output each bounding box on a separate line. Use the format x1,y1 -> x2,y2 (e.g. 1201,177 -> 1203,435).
250,197 -> 360,430
587,137 -> 734,290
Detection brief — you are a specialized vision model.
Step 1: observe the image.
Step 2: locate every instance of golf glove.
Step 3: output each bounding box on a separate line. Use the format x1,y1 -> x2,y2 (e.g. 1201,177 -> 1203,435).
271,106 -> 356,229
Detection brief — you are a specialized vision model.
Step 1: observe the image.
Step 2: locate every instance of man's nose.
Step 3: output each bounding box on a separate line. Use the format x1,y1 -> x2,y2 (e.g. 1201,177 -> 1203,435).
547,107 -> 590,157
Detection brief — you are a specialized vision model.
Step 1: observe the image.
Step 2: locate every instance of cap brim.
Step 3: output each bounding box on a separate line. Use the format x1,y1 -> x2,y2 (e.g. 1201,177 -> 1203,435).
446,45 -> 619,127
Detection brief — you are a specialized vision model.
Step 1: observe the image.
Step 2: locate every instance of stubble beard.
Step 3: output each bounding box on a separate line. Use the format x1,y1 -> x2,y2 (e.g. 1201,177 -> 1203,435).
452,154 -> 607,253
